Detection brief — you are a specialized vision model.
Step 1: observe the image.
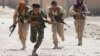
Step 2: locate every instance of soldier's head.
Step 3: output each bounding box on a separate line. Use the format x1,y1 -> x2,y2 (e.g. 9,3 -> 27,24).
77,0 -> 83,6
51,1 -> 57,9
19,1 -> 26,9
32,3 -> 40,14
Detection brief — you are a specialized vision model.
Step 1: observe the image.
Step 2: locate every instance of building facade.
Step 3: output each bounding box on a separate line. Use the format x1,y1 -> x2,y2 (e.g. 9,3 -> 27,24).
0,0 -> 100,15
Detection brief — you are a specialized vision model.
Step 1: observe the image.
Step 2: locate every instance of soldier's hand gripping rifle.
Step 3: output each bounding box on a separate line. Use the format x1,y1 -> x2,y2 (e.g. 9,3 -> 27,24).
9,21 -> 18,37
60,20 -> 70,28
52,16 -> 70,28
78,11 -> 90,16
80,11 -> 90,14
9,12 -> 29,37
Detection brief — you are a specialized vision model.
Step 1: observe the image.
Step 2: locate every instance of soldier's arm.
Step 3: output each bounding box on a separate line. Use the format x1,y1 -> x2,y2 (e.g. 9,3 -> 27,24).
13,6 -> 18,24
41,11 -> 52,23
26,10 -> 32,23
69,6 -> 77,15
84,4 -> 90,14
59,6 -> 66,19
40,9 -> 52,24
47,8 -> 52,19
41,11 -> 47,19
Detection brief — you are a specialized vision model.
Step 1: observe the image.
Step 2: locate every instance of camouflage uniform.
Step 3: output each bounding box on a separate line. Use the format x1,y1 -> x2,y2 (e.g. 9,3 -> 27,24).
13,6 -> 29,49
27,9 -> 47,53
69,4 -> 88,45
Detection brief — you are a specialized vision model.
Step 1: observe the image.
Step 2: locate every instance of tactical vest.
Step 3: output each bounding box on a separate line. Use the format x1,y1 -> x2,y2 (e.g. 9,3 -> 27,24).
17,7 -> 28,23
49,7 -> 63,22
29,10 -> 46,28
73,4 -> 86,19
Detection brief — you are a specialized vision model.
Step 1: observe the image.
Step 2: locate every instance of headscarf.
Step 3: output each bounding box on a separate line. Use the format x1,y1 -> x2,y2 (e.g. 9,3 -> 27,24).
77,0 -> 83,6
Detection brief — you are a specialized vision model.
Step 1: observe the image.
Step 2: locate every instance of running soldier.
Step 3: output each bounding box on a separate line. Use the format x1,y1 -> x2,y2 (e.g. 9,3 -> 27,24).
47,1 -> 65,49
27,4 -> 48,56
69,0 -> 89,46
13,1 -> 29,50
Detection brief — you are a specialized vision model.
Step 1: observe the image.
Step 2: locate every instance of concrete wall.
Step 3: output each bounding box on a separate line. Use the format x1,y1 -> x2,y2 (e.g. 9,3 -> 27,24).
30,0 -> 100,16
0,0 -> 100,15
0,0 -> 19,8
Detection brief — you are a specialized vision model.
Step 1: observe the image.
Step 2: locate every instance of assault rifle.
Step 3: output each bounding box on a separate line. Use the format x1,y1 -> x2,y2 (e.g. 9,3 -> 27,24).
52,16 -> 70,28
9,21 -> 18,37
9,15 -> 27,37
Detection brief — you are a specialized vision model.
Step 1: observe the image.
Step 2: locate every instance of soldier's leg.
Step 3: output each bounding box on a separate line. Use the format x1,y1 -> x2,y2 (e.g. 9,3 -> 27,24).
18,27 -> 23,44
21,23 -> 29,50
30,26 -> 37,43
77,21 -> 82,45
57,23 -> 64,41
52,24 -> 58,49
74,20 -> 79,36
21,32 -> 26,50
32,28 -> 44,53
78,20 -> 85,46
74,20 -> 82,45
18,23 -> 25,50
56,23 -> 64,48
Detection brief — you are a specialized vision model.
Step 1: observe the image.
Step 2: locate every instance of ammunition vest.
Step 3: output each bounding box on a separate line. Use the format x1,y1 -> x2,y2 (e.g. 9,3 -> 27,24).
49,7 -> 63,22
73,4 -> 86,19
17,7 -> 29,23
29,10 -> 46,28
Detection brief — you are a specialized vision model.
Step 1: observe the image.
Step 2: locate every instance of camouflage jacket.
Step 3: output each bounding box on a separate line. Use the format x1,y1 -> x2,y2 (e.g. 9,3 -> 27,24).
27,10 -> 47,28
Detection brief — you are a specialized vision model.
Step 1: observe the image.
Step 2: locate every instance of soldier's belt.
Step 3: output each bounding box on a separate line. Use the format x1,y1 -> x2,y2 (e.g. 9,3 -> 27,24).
31,21 -> 41,27
73,16 -> 85,20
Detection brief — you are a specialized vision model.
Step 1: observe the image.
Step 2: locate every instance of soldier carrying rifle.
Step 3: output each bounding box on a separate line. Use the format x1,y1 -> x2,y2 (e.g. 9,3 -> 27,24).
26,3 -> 50,56
47,1 -> 66,49
69,0 -> 89,46
11,1 -> 29,50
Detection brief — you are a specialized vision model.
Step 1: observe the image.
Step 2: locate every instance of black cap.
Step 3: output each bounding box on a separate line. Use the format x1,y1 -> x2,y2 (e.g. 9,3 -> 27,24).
51,1 -> 57,4
32,3 -> 40,8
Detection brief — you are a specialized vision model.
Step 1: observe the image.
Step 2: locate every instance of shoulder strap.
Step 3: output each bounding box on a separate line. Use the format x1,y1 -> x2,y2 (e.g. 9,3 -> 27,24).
18,6 -> 29,16
49,7 -> 53,16
57,7 -> 60,14
57,7 -> 63,16
49,7 -> 62,16
74,4 -> 85,12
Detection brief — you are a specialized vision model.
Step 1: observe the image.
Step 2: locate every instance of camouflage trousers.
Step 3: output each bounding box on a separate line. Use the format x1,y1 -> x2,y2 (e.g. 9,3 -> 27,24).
52,23 -> 64,47
74,19 -> 85,44
30,26 -> 44,51
18,22 -> 29,46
